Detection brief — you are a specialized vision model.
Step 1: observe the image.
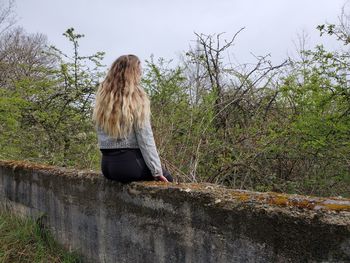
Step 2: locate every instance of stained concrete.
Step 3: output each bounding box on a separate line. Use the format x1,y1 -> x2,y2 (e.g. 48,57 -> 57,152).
0,160 -> 349,263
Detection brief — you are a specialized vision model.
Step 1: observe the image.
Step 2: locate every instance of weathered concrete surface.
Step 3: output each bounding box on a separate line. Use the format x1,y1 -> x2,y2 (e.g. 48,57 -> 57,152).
0,160 -> 349,263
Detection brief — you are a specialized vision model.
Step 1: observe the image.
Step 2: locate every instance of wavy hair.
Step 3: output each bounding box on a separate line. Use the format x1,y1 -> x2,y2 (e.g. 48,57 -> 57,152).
92,54 -> 151,138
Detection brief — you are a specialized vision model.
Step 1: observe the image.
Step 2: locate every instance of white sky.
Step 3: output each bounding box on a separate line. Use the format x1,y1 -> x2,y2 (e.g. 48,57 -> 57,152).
14,0 -> 348,67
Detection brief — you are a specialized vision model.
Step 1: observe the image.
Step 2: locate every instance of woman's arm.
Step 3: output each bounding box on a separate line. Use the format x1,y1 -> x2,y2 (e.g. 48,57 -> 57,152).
134,118 -> 164,178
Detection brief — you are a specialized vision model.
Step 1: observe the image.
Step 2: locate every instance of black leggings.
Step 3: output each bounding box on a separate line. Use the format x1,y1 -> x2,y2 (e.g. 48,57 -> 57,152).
100,148 -> 173,183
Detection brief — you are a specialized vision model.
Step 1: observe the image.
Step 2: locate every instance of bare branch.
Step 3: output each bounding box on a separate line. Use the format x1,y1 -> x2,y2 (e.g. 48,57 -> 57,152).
0,0 -> 17,35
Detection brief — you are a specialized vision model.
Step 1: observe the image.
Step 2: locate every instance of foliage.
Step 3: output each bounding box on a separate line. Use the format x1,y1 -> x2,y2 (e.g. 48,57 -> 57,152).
0,210 -> 82,262
0,19 -> 349,197
0,27 -> 105,169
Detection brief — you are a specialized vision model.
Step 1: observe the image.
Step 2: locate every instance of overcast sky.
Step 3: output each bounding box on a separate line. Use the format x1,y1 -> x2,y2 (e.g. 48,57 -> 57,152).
15,0 -> 348,67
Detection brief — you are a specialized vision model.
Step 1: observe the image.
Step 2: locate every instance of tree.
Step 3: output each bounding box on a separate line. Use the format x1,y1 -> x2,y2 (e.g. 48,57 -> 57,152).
0,0 -> 16,35
0,27 -> 106,167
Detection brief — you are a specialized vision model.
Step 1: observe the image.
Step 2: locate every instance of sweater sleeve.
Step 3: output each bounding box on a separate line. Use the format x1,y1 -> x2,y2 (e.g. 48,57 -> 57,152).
134,118 -> 163,178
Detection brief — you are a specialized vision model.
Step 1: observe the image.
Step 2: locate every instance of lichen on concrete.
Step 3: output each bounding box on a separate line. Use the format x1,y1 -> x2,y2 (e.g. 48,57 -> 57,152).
1,159 -> 349,216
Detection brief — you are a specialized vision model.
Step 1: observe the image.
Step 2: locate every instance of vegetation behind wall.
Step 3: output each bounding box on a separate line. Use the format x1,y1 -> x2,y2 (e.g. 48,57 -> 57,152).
0,2 -> 349,197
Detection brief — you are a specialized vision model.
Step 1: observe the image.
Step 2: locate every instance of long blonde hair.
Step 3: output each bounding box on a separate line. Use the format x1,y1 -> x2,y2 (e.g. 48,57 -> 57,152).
92,54 -> 151,138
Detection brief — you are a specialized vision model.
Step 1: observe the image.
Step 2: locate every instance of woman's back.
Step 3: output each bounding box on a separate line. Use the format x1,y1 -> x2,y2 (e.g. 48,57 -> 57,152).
92,54 -> 173,183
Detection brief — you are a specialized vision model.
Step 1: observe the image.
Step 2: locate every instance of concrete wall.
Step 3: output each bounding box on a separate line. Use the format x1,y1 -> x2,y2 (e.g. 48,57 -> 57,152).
0,160 -> 349,263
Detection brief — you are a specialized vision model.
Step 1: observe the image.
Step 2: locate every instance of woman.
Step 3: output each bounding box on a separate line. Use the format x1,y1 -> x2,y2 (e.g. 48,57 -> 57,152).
92,54 -> 173,183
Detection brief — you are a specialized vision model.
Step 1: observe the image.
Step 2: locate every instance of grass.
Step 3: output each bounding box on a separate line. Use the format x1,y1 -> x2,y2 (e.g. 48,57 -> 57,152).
0,209 -> 83,263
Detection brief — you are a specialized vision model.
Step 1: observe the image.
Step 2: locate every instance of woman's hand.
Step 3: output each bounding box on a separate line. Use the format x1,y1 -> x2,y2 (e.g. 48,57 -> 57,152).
155,175 -> 169,182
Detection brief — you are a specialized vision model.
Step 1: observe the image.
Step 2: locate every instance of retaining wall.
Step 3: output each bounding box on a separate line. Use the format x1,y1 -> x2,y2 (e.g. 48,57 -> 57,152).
0,160 -> 349,263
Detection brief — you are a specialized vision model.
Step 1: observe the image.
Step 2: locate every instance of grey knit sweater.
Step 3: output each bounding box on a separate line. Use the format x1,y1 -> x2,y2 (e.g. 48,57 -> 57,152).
96,119 -> 163,178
